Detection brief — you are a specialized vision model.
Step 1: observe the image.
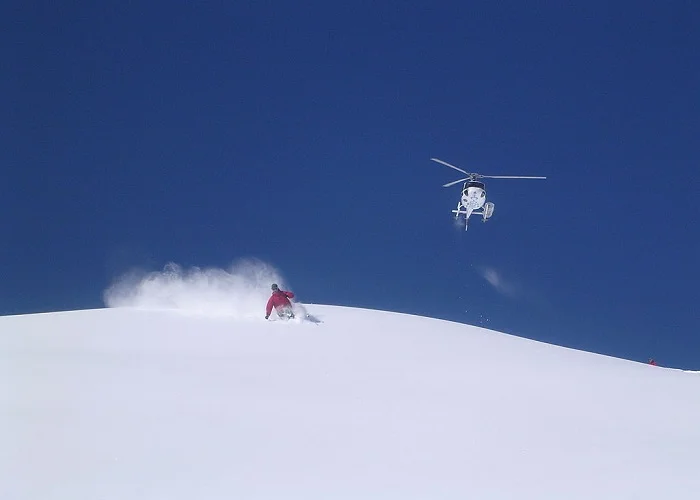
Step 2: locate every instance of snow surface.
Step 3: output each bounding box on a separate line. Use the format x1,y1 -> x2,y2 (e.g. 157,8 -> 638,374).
2,304 -> 700,499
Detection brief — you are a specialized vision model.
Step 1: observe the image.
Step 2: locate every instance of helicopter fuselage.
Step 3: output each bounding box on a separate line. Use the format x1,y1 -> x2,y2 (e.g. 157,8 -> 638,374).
460,181 -> 486,212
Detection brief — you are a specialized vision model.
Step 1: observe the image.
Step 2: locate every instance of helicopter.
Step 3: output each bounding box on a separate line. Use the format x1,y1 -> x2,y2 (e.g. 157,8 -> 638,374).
431,158 -> 546,231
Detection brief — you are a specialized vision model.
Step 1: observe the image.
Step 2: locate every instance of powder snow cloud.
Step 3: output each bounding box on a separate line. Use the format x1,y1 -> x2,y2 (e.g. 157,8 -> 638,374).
103,258 -> 292,319
478,266 -> 519,298
476,265 -> 551,311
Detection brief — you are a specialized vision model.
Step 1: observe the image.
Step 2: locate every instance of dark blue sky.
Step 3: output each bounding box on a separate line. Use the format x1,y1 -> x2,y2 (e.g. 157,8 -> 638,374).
3,1 -> 698,368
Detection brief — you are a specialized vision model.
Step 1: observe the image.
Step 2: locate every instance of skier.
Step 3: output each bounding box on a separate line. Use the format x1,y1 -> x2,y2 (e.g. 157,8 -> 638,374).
265,283 -> 295,320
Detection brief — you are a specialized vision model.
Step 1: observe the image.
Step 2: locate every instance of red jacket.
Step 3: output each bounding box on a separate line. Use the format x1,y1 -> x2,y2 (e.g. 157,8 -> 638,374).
266,290 -> 294,316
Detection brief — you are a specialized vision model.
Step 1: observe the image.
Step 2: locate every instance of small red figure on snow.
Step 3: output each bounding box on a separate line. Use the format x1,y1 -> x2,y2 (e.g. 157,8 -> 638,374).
265,283 -> 295,320
648,358 -> 657,366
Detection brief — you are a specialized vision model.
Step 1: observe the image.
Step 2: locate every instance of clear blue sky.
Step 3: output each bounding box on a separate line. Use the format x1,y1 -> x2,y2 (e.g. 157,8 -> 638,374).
3,1 -> 698,368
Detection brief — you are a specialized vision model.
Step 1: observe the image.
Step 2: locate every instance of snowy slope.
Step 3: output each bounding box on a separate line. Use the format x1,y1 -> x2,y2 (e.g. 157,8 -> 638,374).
2,305 -> 699,499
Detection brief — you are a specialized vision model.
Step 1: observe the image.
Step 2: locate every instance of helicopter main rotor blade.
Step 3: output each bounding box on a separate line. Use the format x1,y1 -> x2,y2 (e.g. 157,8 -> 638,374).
442,178 -> 469,188
480,175 -> 547,179
431,158 -> 469,175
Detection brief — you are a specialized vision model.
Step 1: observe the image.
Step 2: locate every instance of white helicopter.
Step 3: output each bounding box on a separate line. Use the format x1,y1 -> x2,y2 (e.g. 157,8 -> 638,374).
431,158 -> 546,231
